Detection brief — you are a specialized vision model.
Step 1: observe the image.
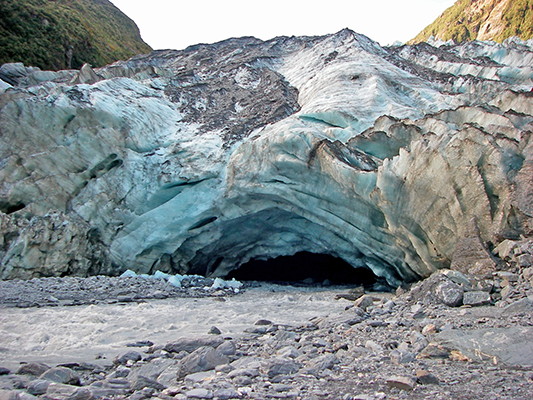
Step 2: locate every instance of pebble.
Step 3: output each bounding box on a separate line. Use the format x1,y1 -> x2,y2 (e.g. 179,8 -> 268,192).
462,291 -> 491,306
208,326 -> 222,335
130,375 -> 166,391
354,295 -> 375,311
186,388 -> 213,399
213,388 -> 241,399
385,375 -> 417,390
416,369 -> 440,385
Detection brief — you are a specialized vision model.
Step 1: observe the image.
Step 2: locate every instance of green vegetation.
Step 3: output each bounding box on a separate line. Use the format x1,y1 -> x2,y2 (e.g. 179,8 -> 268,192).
499,0 -> 533,41
410,0 -> 533,44
0,0 -> 152,70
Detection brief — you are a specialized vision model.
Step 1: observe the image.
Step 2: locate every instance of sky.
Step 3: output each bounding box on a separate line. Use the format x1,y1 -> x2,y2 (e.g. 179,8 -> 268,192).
109,0 -> 456,50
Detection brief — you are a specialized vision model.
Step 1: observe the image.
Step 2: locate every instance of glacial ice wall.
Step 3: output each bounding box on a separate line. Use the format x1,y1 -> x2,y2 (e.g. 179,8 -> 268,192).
0,30 -> 531,284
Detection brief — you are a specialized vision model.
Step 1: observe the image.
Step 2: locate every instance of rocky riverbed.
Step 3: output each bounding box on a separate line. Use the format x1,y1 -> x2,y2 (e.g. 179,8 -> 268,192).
1,262 -> 532,400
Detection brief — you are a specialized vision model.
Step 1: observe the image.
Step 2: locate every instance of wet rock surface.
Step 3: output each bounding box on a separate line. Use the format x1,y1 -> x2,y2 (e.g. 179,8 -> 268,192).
0,269 -> 531,400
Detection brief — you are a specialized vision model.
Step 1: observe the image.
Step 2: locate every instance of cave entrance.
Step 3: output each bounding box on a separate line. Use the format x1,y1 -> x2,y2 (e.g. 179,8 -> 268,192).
227,251 -> 378,287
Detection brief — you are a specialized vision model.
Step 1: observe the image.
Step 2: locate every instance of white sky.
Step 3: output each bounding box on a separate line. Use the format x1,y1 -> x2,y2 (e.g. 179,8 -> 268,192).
110,0 -> 456,50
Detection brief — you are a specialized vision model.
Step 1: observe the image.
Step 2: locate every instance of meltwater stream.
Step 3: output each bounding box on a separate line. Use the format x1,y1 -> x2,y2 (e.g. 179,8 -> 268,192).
0,283 -> 357,370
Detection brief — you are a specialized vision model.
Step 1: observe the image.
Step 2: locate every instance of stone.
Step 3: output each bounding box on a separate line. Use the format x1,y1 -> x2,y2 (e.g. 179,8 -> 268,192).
177,346 -> 229,378
493,240 -> 518,259
45,383 -> 94,400
88,387 -> 128,398
503,298 -> 533,314
126,340 -> 154,348
17,363 -> 50,377
185,388 -> 213,399
421,324 -> 438,335
215,364 -> 233,373
462,291 -> 491,306
216,341 -> 236,356
129,375 -> 166,391
114,351 -> 142,365
27,379 -> 51,395
39,367 -> 80,385
208,326 -> 221,335
184,371 -> 215,383
440,270 -> 473,288
276,346 -> 300,359
0,390 -> 19,400
500,284 -> 513,299
0,368 -> 10,376
227,368 -> 260,379
417,343 -> 451,359
435,327 -> 533,366
232,376 -> 252,386
354,295 -> 375,311
164,337 -> 224,354
108,366 -> 130,379
517,254 -> 533,267
213,388 -> 241,399
497,271 -> 519,283
415,370 -> 440,385
304,354 -> 338,371
390,350 -> 415,364
385,375 -> 416,391
254,319 -> 272,325
17,393 -> 38,400
523,267 -> 533,281
127,392 -> 146,400
435,280 -> 464,307
351,395 -> 375,400
267,358 -> 301,378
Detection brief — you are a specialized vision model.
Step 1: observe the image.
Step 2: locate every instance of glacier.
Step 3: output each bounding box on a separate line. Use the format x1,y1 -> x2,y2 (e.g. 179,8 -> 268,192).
0,30 -> 531,285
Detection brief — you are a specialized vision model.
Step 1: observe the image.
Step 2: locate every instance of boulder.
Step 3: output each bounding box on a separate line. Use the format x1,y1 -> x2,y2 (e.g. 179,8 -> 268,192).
164,337 -> 225,354
435,280 -> 464,307
435,326 -> 533,366
177,346 -> 229,378
114,351 -> 142,365
39,367 -> 80,385
27,380 -> 51,396
16,363 -> 50,377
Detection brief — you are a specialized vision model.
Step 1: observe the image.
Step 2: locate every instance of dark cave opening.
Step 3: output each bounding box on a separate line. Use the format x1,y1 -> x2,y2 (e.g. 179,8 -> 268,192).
227,251 -> 379,287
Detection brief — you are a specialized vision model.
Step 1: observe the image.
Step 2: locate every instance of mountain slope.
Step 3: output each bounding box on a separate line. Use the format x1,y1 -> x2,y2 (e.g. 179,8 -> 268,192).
0,0 -> 152,70
410,0 -> 533,44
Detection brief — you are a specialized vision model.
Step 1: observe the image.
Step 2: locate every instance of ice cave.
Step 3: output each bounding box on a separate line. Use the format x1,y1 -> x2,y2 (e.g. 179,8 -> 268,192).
227,252 -> 380,287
